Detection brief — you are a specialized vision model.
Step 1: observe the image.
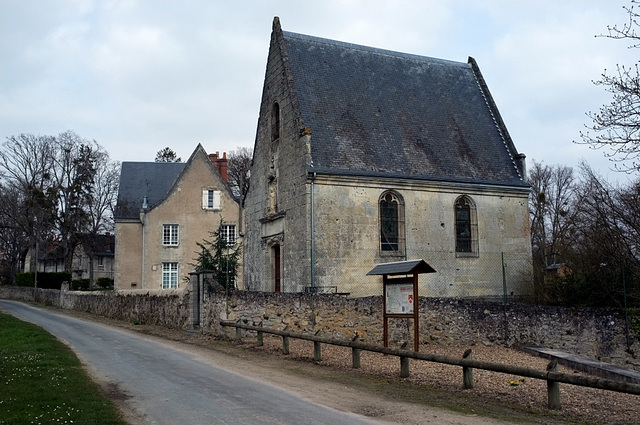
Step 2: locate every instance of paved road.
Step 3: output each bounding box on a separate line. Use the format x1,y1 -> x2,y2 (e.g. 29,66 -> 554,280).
0,300 -> 383,425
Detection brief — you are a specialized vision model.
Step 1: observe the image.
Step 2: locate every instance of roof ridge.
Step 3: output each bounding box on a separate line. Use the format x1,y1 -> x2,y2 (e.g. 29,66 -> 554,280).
282,30 -> 468,68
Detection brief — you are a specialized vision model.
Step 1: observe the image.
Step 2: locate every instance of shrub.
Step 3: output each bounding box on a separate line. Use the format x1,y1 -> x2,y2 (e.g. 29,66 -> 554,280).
71,279 -> 90,291
95,277 -> 114,289
15,272 -> 71,289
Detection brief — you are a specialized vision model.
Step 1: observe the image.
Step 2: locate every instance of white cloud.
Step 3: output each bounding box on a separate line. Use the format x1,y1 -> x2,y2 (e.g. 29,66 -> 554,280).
0,0 -> 637,179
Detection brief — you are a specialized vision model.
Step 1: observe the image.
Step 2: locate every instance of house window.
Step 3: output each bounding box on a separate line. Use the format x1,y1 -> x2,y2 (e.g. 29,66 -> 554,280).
162,262 -> 178,289
379,191 -> 404,253
97,256 -> 104,270
202,189 -> 221,210
455,196 -> 478,256
271,102 -> 280,141
220,224 -> 237,246
163,224 -> 179,246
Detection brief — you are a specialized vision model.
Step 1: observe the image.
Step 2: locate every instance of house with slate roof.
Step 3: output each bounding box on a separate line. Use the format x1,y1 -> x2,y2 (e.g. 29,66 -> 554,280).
243,18 -> 532,297
114,144 -> 242,291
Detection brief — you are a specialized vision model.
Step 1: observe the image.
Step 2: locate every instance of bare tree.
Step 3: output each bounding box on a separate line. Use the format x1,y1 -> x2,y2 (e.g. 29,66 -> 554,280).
0,134 -> 57,273
573,163 -> 640,306
0,184 -> 29,284
155,147 -> 182,162
0,131 -> 117,284
579,0 -> 640,172
81,153 -> 120,287
52,131 -> 103,272
529,162 -> 580,267
227,147 -> 252,202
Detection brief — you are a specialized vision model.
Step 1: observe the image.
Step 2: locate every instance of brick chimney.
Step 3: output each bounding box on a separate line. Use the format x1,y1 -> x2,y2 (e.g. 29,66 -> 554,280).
208,152 -> 228,183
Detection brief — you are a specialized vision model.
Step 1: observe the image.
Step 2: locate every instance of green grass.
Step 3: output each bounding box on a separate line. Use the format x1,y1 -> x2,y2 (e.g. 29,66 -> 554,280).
0,313 -> 129,425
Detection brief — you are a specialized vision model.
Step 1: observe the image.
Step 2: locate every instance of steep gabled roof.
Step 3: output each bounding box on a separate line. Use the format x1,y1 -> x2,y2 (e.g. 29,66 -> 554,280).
277,21 -> 527,188
115,161 -> 185,220
115,144 -> 236,220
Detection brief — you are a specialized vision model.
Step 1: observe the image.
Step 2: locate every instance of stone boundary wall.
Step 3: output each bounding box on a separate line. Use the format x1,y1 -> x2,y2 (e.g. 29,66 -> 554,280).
214,289 -> 638,370
0,285 -> 190,329
1,285 -> 637,370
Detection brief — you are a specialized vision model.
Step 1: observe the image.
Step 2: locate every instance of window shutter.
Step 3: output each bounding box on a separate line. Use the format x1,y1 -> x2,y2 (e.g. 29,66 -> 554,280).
213,190 -> 221,210
202,189 -> 208,209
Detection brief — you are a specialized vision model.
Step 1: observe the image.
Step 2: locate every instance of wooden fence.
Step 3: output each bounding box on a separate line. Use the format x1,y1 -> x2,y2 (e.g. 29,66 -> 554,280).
221,320 -> 640,410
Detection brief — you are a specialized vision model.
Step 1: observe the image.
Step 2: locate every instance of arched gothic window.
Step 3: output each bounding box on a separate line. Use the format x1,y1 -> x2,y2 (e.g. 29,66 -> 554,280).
379,191 -> 404,253
455,196 -> 478,255
271,102 -> 280,141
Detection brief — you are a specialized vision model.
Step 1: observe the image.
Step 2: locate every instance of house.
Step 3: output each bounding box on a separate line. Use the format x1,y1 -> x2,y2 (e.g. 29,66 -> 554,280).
23,239 -> 64,274
114,144 -> 243,291
243,18 -> 532,297
23,233 -> 115,282
72,233 -> 115,282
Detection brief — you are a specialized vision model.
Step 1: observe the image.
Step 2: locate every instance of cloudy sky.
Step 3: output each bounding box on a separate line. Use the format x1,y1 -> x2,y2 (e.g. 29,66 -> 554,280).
0,0 -> 637,181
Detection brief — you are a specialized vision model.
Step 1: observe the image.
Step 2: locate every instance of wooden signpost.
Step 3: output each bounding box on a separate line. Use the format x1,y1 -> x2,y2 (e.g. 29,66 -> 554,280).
367,259 -> 436,352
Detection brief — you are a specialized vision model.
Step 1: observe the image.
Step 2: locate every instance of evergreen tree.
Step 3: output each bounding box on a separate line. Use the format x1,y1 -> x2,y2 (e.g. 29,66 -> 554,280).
192,221 -> 241,290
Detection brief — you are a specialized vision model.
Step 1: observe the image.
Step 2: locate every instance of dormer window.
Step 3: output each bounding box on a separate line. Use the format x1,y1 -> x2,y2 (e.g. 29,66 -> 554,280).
271,102 -> 280,141
202,189 -> 221,210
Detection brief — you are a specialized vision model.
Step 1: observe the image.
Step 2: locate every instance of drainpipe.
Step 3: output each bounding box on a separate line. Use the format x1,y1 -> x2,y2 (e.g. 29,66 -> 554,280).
310,172 -> 316,290
141,197 -> 148,289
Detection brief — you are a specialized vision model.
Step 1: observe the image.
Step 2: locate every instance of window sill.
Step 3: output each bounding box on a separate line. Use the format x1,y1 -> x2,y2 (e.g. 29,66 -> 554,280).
379,251 -> 405,258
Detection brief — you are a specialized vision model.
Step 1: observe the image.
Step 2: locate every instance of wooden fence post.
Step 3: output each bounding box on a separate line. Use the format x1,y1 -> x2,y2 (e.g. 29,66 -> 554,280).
235,326 -> 242,340
282,335 -> 290,355
352,348 -> 361,369
547,360 -> 561,410
257,322 -> 263,347
463,349 -> 474,389
314,341 -> 322,361
400,356 -> 410,378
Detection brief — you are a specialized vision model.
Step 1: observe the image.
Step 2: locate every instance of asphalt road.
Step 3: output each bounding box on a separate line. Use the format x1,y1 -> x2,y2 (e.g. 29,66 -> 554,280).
0,300 -> 383,425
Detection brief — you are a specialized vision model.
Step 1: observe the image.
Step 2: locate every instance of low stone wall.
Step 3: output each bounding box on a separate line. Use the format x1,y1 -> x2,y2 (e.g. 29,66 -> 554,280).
1,285 -> 637,370
212,290 -> 639,370
0,285 -> 191,329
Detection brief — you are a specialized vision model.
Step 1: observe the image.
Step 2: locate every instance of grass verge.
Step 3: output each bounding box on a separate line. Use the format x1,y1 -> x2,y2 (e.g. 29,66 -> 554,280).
0,313 -> 129,425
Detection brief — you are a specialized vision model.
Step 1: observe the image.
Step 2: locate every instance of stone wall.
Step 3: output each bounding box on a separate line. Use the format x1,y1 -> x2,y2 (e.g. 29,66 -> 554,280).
0,286 -> 190,329
210,289 -> 638,370
1,285 -> 637,370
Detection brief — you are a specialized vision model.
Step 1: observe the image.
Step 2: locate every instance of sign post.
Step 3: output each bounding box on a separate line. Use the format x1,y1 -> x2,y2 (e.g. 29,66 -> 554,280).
368,259 -> 436,352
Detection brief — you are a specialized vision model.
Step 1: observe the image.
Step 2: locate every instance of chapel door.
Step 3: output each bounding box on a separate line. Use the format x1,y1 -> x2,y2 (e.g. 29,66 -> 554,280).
274,245 -> 281,293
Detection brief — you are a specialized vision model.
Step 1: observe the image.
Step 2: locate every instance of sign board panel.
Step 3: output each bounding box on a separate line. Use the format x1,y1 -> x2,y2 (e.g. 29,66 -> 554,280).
385,282 -> 414,314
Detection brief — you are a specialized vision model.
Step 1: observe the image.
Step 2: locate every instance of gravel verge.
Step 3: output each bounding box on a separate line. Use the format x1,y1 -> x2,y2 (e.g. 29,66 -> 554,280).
237,335 -> 639,425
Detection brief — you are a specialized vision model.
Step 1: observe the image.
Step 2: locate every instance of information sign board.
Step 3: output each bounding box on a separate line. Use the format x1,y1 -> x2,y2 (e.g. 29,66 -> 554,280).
385,282 -> 414,314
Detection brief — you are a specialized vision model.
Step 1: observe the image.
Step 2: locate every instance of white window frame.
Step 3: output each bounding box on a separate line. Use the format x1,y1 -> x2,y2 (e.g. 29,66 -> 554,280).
220,224 -> 237,246
162,262 -> 178,289
163,224 -> 179,246
202,189 -> 221,210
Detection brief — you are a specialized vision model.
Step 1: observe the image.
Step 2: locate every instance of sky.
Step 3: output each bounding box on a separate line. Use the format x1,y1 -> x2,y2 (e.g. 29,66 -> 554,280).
1,0 -> 637,183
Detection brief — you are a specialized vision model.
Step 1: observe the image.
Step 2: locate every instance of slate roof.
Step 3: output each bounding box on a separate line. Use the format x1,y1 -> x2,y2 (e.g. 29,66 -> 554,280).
367,259 -> 436,276
280,29 -> 527,188
114,162 -> 185,220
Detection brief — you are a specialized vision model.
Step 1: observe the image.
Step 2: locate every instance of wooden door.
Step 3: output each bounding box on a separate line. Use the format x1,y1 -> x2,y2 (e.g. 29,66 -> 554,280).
274,245 -> 281,293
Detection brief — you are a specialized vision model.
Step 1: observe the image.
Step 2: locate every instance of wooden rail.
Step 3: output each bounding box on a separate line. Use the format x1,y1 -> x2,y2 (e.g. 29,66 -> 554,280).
221,320 -> 640,410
